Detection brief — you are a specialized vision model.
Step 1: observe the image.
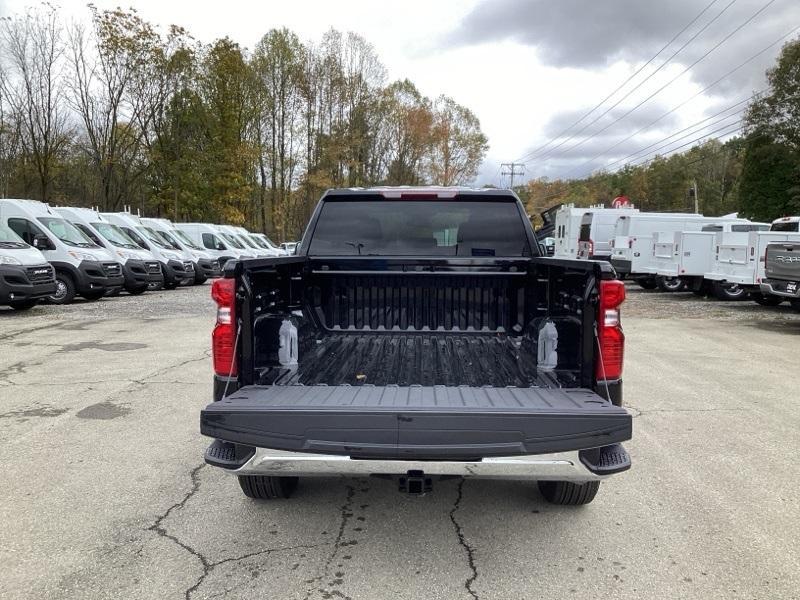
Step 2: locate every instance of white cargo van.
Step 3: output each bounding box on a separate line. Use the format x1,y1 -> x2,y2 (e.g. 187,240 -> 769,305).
250,232 -> 286,255
553,204 -> 639,260
0,219 -> 56,310
141,218 -> 222,284
102,212 -> 195,289
215,225 -> 260,258
55,207 -> 164,294
0,199 -> 123,304
173,223 -> 244,269
230,226 -> 282,257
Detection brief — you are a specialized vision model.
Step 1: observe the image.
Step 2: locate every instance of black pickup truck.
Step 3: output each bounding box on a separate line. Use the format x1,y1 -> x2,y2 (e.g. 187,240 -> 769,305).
761,240 -> 800,310
201,188 -> 631,505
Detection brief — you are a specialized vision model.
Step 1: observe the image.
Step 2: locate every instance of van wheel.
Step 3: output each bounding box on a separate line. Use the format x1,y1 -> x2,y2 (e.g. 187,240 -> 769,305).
238,475 -> 298,500
538,480 -> 600,505
163,280 -> 179,290
656,276 -> 685,292
48,273 -> 76,304
636,277 -> 657,290
712,282 -> 747,301
752,293 -> 783,307
9,299 -> 38,311
194,274 -> 208,285
791,299 -> 800,313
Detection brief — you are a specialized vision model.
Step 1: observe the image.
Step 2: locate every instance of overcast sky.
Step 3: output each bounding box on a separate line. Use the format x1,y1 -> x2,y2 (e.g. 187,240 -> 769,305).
2,0 -> 798,185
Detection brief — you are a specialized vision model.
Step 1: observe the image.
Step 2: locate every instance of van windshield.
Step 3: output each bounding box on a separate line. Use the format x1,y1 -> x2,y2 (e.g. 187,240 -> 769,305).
154,229 -> 182,250
38,217 -> 97,248
0,222 -> 27,247
236,234 -> 258,249
250,235 -> 269,249
219,232 -> 245,249
137,227 -> 171,250
172,229 -> 202,250
771,221 -> 799,232
92,222 -> 139,249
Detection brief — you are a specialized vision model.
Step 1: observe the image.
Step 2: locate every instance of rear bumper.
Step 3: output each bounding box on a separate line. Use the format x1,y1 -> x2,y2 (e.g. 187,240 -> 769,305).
213,444 -> 629,482
760,279 -> 800,298
0,264 -> 56,303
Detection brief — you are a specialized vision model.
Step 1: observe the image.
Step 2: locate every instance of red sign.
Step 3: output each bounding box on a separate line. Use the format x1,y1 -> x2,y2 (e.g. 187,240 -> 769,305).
612,196 -> 631,208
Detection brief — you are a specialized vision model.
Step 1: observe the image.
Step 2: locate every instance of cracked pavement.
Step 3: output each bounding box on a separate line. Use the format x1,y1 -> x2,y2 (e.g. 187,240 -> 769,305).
1,284 -> 799,599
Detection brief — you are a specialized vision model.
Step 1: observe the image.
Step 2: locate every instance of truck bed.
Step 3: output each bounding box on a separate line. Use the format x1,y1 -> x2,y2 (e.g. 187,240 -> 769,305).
257,333 -> 576,388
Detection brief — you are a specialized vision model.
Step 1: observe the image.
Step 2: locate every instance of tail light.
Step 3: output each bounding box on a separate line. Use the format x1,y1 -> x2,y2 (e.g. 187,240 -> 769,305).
628,238 -> 633,249
211,278 -> 237,376
596,279 -> 625,381
588,239 -> 595,257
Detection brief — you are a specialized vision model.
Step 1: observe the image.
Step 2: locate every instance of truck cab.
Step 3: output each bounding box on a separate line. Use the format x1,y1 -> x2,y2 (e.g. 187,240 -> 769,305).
201,188 -> 632,506
141,218 -> 222,284
0,219 -> 56,310
54,207 -> 164,294
1,199 -> 123,304
102,213 -> 195,289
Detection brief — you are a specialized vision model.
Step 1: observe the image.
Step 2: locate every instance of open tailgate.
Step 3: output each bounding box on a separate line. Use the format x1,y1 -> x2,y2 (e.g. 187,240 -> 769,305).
201,385 -> 631,460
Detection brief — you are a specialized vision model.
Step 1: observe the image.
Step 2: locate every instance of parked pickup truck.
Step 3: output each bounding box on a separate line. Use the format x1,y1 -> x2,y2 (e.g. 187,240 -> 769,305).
201,188 -> 632,506
761,241 -> 800,310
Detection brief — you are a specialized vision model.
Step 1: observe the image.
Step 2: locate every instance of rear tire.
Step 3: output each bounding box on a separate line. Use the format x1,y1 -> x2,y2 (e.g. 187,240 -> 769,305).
48,272 -> 76,304
753,293 -> 783,307
238,475 -> 298,500
656,276 -> 685,292
9,299 -> 38,311
636,277 -> 658,290
538,480 -> 600,505
712,281 -> 747,301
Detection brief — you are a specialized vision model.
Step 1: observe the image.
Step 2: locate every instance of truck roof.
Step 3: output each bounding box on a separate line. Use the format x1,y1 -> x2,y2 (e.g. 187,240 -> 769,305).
322,186 -> 518,200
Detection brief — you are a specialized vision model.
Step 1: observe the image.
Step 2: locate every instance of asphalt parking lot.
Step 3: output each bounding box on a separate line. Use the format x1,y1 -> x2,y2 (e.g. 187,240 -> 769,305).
2,284 -> 799,600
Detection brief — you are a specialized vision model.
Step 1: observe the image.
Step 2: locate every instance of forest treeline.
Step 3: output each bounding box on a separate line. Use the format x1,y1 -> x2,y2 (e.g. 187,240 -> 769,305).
0,5 -> 488,240
517,37 -> 800,225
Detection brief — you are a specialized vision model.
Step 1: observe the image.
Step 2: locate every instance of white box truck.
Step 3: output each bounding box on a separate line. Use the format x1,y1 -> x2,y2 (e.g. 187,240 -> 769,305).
552,204 -> 639,260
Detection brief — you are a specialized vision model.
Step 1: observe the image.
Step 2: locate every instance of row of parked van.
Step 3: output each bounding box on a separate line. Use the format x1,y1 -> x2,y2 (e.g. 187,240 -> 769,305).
0,199 -> 291,310
538,204 -> 800,308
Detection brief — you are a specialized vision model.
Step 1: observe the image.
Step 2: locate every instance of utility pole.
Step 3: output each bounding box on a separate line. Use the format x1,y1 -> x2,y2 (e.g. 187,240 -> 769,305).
501,163 -> 526,189
689,180 -> 699,213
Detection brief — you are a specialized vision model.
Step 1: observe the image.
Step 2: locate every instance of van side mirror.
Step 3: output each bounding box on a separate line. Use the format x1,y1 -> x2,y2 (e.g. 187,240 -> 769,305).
216,242 -> 226,251
33,234 -> 54,251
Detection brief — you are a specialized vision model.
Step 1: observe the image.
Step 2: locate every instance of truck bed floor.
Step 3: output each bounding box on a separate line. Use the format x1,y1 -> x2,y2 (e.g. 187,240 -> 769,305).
258,333 -> 567,388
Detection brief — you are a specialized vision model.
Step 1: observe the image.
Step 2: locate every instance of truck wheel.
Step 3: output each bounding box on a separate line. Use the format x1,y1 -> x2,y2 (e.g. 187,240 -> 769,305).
712,282 -> 747,301
9,299 -> 39,311
656,276 -> 685,292
538,480 -> 600,505
193,273 -> 208,285
48,273 -> 76,304
238,475 -> 298,499
752,293 -> 783,307
636,277 -> 657,290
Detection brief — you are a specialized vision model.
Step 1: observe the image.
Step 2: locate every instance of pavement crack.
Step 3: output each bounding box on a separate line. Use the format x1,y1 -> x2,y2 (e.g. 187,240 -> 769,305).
449,478 -> 479,600
146,463 -> 210,600
627,404 -> 750,418
304,484 -> 356,600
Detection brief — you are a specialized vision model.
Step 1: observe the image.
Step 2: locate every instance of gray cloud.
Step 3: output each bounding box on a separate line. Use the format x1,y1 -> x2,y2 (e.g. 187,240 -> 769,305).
448,0 -> 800,91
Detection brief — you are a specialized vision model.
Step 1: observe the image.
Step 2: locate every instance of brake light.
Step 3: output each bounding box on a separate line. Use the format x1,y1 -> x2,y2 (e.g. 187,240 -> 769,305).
596,279 -> 625,381
211,278 -> 237,376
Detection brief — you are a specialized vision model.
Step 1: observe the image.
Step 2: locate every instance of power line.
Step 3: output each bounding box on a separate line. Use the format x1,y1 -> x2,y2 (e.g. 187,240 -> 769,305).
562,22 -> 800,179
511,0 -> 724,165
601,95 -> 755,170
533,0 -> 777,169
519,0 -> 735,166
628,119 -> 744,168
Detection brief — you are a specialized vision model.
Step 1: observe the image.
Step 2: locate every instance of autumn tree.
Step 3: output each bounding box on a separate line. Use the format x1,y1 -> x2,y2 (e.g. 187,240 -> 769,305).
428,95 -> 488,186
